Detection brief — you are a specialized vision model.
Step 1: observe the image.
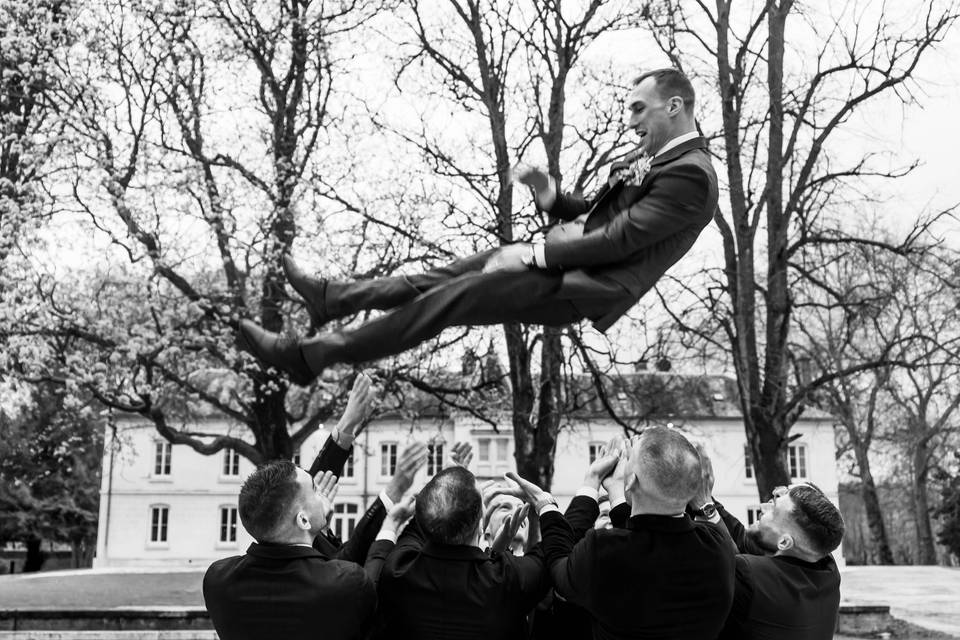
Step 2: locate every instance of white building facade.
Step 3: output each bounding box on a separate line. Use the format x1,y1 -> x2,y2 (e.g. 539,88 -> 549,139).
93,374 -> 841,568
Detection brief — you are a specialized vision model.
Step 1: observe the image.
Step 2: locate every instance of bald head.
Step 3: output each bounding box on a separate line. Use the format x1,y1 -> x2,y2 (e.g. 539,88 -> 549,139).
629,427 -> 702,511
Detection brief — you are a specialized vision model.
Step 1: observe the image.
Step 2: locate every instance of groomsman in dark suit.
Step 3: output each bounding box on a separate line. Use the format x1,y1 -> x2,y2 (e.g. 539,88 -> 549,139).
705,462 -> 844,640
375,453 -> 551,640
202,459 -> 416,640
499,427 -> 736,640
238,68 -> 719,385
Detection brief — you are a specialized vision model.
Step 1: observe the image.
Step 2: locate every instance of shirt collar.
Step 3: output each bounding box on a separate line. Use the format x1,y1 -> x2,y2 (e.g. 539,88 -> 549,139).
654,130 -> 700,158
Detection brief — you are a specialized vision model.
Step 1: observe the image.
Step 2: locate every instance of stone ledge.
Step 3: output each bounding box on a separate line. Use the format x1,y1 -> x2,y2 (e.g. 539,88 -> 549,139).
838,603 -> 893,636
0,610 -> 211,632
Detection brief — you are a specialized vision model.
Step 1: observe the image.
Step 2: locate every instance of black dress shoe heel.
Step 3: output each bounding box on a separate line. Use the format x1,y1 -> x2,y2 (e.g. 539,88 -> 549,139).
238,319 -> 317,386
282,254 -> 332,328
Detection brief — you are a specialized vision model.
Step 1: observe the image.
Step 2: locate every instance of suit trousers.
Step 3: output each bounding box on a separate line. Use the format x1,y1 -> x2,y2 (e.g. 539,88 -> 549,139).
301,251 -> 601,370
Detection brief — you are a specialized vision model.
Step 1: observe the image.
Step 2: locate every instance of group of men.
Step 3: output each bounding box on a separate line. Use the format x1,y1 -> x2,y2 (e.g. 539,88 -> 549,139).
209,68 -> 845,639
203,373 -> 845,640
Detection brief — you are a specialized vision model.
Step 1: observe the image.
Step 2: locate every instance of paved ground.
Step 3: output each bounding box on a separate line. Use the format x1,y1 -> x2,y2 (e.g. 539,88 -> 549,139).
0,569 -> 205,608
1,565 -> 958,638
841,566 -> 960,637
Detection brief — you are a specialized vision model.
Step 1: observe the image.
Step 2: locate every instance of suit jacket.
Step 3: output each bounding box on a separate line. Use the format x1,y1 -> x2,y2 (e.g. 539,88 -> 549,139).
376,517 -> 551,640
203,539 -> 394,640
540,504 -> 735,640
716,504 -> 841,640
546,137 -> 718,332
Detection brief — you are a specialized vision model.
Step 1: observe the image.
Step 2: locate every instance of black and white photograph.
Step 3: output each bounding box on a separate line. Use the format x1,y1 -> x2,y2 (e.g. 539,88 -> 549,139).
1,1 -> 958,638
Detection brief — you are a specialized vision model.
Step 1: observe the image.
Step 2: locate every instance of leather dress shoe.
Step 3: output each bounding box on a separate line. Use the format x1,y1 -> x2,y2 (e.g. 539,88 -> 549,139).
283,254 -> 333,328
238,319 -> 315,386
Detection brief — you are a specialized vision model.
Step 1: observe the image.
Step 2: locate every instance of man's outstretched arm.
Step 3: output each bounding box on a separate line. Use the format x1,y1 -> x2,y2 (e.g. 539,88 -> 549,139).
307,372 -> 375,477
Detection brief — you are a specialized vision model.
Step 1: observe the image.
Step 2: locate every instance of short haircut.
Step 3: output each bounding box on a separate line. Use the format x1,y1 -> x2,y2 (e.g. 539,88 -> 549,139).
636,426 -> 702,504
415,466 -> 482,545
238,460 -> 301,542
633,68 -> 696,114
789,483 -> 845,556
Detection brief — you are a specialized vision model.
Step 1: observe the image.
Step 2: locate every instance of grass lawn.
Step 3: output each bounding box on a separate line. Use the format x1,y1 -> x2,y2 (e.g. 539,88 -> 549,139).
0,570 -> 206,609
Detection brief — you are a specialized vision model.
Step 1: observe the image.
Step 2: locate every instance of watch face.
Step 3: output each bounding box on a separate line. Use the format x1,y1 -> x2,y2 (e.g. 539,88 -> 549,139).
700,504 -> 717,518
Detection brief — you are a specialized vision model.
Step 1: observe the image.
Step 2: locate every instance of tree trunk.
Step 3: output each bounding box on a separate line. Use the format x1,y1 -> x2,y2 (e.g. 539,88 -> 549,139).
851,436 -> 895,564
913,445 -> 938,564
749,411 -> 791,499
22,537 -> 44,573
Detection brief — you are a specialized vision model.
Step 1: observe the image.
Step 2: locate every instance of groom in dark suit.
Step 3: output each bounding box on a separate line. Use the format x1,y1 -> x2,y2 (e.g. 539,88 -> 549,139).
240,68 -> 718,384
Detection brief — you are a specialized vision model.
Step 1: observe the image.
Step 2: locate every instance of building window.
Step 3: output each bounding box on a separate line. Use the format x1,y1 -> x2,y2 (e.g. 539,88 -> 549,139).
744,444 -> 754,480
342,450 -> 354,479
588,442 -> 604,464
332,503 -> 359,540
746,507 -> 763,526
427,442 -> 444,476
219,506 -> 238,543
789,444 -> 807,479
381,442 -> 397,477
150,505 -> 169,543
154,441 -> 172,476
222,449 -> 240,476
476,437 -> 511,476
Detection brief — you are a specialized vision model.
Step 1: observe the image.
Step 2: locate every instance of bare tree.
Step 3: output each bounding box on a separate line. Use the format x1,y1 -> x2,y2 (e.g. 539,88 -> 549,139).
4,0 -> 386,463
645,0 -> 958,497
380,0 -> 643,488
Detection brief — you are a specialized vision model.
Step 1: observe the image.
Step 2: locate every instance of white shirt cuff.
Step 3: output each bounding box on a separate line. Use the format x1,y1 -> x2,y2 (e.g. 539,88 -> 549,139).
332,428 -> 356,449
376,529 -> 398,543
610,496 -> 627,509
537,504 -> 561,517
532,243 -> 547,269
575,486 -> 599,501
536,176 -> 557,211
379,489 -> 396,511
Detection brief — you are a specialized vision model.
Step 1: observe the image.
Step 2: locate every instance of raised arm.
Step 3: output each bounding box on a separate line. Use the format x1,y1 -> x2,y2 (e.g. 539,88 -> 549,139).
335,441 -> 428,564
308,372 -> 375,477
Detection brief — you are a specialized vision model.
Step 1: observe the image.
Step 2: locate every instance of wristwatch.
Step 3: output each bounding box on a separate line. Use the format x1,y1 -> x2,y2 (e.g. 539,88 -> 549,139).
693,502 -> 717,519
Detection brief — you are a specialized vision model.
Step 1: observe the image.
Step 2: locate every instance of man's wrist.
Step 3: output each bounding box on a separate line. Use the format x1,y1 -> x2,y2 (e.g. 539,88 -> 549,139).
332,425 -> 357,449
375,527 -> 398,544
379,488 -> 397,510
534,493 -> 559,515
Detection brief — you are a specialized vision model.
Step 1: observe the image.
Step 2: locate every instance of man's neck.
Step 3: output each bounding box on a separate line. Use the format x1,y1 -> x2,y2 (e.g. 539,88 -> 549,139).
264,531 -> 315,547
630,500 -> 686,517
653,127 -> 699,157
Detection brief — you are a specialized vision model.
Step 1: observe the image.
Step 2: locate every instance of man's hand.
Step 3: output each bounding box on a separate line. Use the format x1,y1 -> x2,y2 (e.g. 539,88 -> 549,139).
384,493 -> 417,530
482,244 -> 533,274
495,471 -> 556,513
445,441 -> 473,469
314,470 -> 340,524
336,372 -> 376,438
385,441 -> 429,503
688,442 -> 715,512
584,438 -> 621,490
602,440 -> 631,506
512,163 -> 551,192
490,502 -> 529,556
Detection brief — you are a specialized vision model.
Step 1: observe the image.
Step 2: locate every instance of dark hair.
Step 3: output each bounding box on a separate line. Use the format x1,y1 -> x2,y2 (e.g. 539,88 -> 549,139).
636,426 -> 702,503
238,459 -> 301,542
415,466 -> 482,545
633,68 -> 696,114
789,483 -> 845,556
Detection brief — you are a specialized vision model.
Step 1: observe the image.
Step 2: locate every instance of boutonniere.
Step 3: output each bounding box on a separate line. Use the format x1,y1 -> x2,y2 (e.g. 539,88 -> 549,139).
627,154 -> 652,186
611,152 -> 652,187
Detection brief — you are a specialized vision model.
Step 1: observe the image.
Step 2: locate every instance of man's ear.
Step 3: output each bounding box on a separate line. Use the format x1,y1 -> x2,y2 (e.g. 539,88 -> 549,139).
667,96 -> 684,116
296,510 -> 311,532
777,534 -> 795,552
